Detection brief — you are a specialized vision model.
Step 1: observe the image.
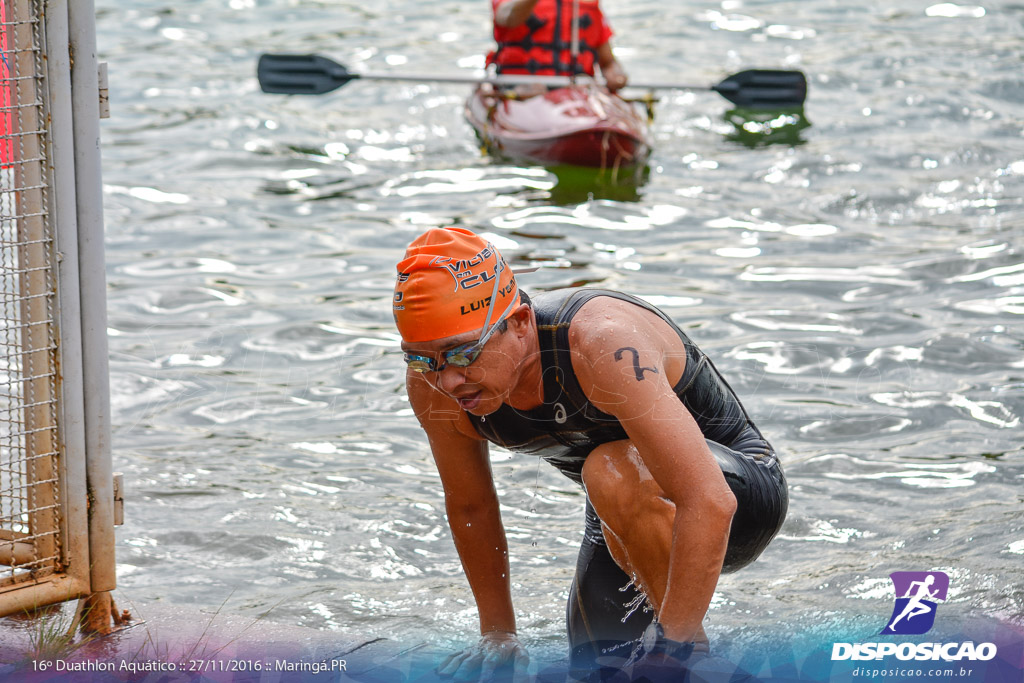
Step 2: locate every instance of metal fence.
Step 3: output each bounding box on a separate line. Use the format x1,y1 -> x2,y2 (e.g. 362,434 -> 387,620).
0,0 -> 65,592
0,0 -> 115,615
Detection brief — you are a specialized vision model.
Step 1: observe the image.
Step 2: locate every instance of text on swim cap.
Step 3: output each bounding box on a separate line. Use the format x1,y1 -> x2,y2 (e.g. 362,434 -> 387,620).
428,247 -> 508,291
460,278 -> 517,316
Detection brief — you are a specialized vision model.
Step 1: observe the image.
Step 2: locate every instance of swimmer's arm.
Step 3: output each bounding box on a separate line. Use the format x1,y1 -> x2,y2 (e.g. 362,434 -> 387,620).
569,316 -> 736,644
408,372 -> 517,636
597,43 -> 627,91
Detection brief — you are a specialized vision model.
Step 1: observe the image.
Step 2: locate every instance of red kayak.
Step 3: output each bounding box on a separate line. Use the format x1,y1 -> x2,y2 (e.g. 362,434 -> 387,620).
465,83 -> 651,169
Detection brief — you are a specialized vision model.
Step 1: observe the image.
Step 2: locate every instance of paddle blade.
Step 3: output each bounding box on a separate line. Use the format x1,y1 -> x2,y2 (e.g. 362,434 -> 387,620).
712,69 -> 807,109
257,54 -> 357,95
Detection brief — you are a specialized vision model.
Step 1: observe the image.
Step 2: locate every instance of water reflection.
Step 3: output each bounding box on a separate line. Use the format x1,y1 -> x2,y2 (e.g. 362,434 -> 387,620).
546,164 -> 648,204
722,107 -> 811,148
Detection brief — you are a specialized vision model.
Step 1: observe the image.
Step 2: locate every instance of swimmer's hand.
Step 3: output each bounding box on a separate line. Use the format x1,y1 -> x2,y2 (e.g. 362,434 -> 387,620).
437,631 -> 530,682
602,60 -> 628,92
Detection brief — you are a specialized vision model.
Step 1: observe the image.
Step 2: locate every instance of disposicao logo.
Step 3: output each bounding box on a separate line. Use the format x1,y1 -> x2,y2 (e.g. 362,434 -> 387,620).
831,570 -> 998,663
881,571 -> 948,635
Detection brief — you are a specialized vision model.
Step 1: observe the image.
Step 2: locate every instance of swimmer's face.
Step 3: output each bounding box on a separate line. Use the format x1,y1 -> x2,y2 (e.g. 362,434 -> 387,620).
401,305 -> 531,415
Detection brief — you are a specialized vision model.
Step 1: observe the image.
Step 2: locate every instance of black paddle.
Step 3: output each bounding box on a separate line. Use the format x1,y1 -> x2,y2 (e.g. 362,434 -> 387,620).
257,53 -> 807,109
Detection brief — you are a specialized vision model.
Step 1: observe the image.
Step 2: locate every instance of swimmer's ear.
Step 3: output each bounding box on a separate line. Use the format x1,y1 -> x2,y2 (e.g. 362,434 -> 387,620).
507,304 -> 533,333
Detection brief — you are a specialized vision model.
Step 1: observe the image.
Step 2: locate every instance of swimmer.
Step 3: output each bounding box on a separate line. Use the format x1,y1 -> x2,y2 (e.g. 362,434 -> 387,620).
394,227 -> 788,680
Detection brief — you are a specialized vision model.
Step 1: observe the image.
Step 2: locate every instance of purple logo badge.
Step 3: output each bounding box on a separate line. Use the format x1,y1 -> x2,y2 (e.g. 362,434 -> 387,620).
881,571 -> 949,635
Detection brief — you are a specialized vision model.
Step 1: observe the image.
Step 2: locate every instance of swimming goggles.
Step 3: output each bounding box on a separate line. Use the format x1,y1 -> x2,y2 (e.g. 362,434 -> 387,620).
403,265 -> 518,374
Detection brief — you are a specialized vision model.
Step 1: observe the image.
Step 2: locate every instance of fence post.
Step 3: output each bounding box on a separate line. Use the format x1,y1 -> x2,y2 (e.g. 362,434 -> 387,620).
45,0 -> 93,590
67,0 -> 115,593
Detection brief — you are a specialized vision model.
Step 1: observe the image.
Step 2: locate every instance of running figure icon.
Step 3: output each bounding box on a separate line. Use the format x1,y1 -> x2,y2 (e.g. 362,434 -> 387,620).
881,571 -> 949,635
887,575 -> 939,630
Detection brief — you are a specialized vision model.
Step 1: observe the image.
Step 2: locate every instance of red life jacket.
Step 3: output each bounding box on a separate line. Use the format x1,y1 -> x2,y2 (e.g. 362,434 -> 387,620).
488,0 -> 613,77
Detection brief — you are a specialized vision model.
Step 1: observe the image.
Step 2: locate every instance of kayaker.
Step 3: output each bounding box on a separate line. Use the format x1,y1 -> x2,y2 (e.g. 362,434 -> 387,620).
488,0 -> 628,92
394,227 -> 788,680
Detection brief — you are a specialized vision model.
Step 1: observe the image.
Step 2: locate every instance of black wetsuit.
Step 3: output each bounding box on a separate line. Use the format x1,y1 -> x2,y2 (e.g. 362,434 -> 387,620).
466,289 -> 788,669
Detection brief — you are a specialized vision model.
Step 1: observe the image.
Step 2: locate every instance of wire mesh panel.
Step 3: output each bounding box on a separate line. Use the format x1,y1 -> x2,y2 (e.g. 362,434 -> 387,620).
0,0 -> 64,589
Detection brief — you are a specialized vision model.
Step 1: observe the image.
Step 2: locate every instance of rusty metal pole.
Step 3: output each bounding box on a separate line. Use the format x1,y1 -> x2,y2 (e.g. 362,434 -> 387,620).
67,0 -> 116,593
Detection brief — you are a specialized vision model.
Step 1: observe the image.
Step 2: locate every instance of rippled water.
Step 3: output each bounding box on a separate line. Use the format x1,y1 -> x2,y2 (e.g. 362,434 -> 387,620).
96,0 -> 1022,661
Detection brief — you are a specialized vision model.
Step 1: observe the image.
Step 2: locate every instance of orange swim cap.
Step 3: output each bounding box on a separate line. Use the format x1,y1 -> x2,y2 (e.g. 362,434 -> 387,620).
394,227 -> 520,343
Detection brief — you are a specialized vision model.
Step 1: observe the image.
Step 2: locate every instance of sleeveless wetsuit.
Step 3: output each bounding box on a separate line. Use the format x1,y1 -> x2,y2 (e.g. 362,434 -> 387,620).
466,289 -> 788,670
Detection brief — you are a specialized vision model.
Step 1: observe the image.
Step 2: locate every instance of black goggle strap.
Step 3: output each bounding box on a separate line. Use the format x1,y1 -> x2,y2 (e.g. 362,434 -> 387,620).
456,262 -> 519,362
478,261 -> 504,339
479,292 -> 519,347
